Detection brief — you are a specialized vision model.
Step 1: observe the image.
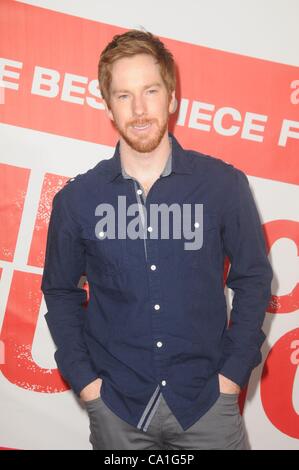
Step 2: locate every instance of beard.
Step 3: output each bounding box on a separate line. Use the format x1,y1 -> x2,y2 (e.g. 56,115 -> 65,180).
114,115 -> 169,153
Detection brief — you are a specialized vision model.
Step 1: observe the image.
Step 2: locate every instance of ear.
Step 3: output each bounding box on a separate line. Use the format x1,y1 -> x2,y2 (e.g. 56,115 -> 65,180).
103,99 -> 114,122
168,90 -> 177,114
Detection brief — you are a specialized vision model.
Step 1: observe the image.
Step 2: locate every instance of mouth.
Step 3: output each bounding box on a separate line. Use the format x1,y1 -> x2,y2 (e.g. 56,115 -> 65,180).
131,122 -> 152,133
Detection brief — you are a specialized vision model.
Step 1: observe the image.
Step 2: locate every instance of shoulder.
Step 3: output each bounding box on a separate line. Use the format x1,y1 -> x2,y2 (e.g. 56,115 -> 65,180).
185,148 -> 245,183
54,158 -> 110,202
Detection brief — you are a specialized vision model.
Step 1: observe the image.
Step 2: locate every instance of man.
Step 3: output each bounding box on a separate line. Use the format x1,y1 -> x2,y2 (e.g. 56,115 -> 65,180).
41,30 -> 273,450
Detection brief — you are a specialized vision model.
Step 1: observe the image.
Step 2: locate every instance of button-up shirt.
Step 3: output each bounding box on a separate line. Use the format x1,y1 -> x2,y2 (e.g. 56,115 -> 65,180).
121,140 -> 172,265
41,132 -> 273,432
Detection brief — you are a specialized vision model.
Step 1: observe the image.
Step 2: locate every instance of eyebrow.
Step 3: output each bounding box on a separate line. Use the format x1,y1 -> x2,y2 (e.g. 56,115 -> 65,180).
111,82 -> 162,96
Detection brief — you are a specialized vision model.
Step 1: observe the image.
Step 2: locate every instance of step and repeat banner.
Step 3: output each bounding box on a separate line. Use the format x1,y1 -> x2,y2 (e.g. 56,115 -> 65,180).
0,0 -> 298,450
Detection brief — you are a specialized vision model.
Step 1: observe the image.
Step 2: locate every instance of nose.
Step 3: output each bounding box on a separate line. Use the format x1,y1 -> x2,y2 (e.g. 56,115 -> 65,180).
132,95 -> 146,116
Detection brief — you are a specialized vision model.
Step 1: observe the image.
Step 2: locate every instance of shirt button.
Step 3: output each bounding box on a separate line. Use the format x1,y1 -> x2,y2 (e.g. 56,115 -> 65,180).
157,341 -> 163,348
136,189 -> 142,195
161,380 -> 167,386
147,226 -> 153,232
98,231 -> 105,238
154,304 -> 160,310
150,264 -> 157,271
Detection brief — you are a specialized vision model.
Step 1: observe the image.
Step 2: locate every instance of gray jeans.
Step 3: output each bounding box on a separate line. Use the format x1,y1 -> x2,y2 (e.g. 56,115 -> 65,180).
85,392 -> 248,450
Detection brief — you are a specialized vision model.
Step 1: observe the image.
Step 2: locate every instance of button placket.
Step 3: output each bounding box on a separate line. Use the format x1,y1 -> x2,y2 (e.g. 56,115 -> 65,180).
134,177 -> 168,391
145,225 -> 166,389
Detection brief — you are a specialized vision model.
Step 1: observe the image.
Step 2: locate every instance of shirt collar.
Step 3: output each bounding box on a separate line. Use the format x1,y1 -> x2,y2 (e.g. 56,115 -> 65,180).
105,132 -> 193,183
121,139 -> 172,180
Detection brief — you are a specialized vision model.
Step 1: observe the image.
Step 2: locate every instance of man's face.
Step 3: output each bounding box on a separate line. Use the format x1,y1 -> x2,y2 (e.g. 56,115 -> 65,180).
104,53 -> 175,153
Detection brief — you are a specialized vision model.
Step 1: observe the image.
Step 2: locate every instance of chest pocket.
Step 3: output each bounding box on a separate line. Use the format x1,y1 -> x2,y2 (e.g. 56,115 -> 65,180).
180,212 -> 218,270
81,224 -> 126,276
154,211 -> 218,260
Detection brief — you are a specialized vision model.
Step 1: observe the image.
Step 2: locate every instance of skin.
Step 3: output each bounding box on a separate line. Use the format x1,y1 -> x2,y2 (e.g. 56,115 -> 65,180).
104,53 -> 176,196
80,53 -> 240,402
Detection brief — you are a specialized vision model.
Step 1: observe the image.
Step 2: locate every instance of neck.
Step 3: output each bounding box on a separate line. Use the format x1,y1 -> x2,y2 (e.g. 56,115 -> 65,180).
119,131 -> 171,182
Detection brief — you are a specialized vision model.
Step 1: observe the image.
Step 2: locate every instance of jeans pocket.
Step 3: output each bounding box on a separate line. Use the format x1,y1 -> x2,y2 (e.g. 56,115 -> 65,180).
219,392 -> 239,398
84,395 -> 104,413
214,393 -> 241,421
218,392 -> 240,406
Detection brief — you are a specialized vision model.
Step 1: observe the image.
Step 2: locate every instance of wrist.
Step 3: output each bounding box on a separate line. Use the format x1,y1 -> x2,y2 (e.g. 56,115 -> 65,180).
218,373 -> 240,394
80,378 -> 102,401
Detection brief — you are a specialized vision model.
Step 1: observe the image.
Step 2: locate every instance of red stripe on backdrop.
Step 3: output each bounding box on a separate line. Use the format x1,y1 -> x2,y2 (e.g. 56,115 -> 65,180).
0,446 -> 18,450
0,0 -> 298,184
0,270 -> 69,393
28,173 -> 69,268
0,164 -> 30,262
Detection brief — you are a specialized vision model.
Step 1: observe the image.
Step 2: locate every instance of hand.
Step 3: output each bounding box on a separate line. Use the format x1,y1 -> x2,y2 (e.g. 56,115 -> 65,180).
218,373 -> 240,394
80,378 -> 102,402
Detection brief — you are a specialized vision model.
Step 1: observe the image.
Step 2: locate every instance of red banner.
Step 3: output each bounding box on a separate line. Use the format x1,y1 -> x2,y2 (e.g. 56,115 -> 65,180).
0,0 -> 298,184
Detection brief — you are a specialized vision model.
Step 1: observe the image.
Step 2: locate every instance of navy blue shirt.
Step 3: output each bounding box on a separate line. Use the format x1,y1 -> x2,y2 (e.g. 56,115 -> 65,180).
41,133 -> 273,432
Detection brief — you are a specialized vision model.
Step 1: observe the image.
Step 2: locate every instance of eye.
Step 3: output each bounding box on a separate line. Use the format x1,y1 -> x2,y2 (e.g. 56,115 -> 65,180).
118,94 -> 128,100
147,89 -> 158,94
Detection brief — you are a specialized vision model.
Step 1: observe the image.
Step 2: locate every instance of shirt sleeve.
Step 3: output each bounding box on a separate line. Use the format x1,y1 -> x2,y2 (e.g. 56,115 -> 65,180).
219,168 -> 273,388
41,187 -> 99,396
